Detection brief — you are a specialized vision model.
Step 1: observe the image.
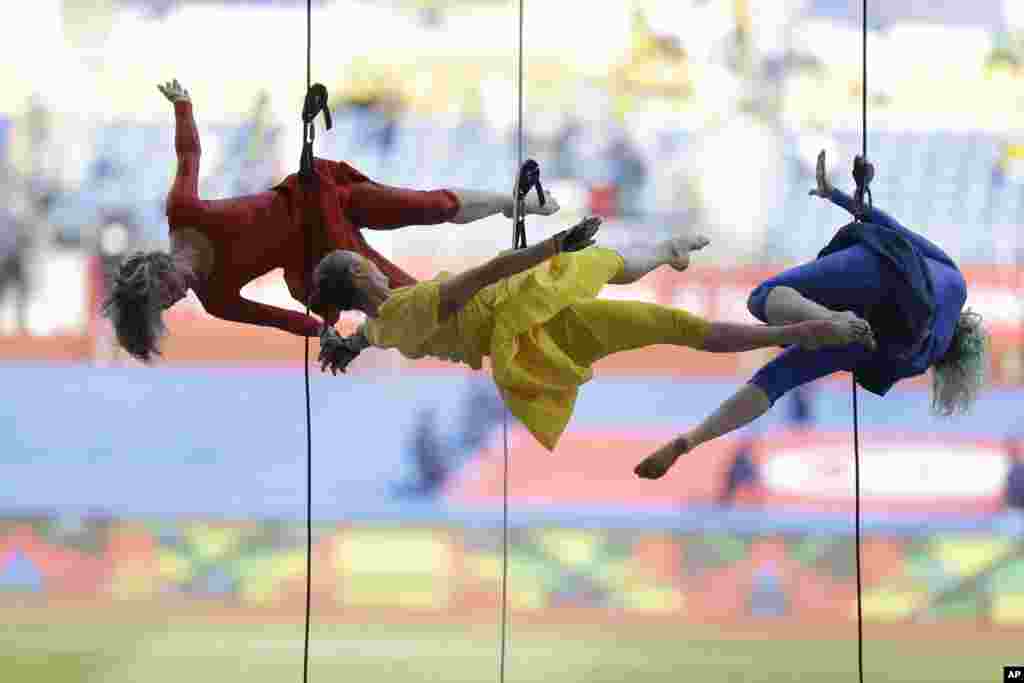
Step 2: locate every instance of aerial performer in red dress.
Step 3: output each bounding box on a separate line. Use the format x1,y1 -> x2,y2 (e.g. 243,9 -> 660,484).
102,79 -> 560,362
309,216 -> 873,451
634,151 -> 990,480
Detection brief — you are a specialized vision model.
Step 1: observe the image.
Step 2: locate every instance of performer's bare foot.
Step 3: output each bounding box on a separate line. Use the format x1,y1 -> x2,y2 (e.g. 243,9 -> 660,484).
796,312 -> 876,351
634,435 -> 691,479
666,234 -> 711,271
504,189 -> 561,218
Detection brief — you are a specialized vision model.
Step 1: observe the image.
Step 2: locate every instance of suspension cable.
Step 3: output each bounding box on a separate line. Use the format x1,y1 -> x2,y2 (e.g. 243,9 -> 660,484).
498,2 -> 526,681
853,2 -> 868,682
302,1 -> 313,681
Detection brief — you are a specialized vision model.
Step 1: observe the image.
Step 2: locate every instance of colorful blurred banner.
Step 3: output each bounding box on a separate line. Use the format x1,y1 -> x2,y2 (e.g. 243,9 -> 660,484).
3,514 -> 1024,626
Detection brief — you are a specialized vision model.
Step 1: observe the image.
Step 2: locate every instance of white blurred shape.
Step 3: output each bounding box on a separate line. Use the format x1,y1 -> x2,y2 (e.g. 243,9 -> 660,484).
100,222 -> 128,257
690,114 -> 784,263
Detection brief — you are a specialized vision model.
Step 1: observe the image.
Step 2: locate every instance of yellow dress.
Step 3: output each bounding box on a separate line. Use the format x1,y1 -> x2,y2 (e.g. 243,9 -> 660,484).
364,247 -> 710,451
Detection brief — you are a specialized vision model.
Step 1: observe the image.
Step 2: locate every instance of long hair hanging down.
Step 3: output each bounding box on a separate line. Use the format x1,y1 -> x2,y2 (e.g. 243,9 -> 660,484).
102,251 -> 175,363
931,308 -> 989,417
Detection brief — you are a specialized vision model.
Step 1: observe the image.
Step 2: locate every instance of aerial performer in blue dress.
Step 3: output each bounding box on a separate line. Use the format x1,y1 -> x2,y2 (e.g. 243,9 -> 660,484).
636,150 -> 990,479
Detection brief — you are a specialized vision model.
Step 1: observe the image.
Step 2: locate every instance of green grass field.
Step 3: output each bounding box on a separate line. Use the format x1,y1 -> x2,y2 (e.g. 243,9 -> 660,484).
2,619 -> 1019,683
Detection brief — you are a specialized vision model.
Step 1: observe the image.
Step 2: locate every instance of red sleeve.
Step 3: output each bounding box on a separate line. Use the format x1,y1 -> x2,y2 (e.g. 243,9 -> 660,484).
322,158 -> 371,186
203,293 -> 322,338
167,101 -> 201,222
344,182 -> 460,230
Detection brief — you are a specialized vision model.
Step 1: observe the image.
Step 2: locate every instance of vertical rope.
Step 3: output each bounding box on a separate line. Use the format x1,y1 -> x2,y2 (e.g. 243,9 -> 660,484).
499,409 -> 510,683
854,2 -> 867,683
861,3 -> 867,162
516,0 -> 524,177
302,1 -> 313,682
498,2 -> 525,682
852,375 -> 864,683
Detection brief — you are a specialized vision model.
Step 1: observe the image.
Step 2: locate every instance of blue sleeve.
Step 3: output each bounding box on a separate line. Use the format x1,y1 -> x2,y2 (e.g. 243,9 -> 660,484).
750,345 -> 873,404
827,187 -> 905,231
827,187 -> 957,267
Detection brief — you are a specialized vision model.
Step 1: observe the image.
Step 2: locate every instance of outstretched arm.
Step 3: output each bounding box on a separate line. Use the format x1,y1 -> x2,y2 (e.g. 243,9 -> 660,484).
160,79 -> 202,218
809,149 -> 905,229
824,186 -> 909,232
437,216 -> 600,321
809,149 -> 956,264
204,294 -> 323,338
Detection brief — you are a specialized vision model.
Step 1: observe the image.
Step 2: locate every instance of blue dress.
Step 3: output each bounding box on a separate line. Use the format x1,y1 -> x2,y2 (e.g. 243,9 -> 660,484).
746,188 -> 967,403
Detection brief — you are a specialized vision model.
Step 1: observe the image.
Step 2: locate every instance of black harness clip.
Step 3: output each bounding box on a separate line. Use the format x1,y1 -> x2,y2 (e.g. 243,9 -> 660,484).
299,83 -> 332,185
852,155 -> 874,219
513,159 -> 543,249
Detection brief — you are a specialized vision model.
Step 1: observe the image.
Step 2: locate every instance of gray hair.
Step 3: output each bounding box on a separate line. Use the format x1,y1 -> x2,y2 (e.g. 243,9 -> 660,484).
930,308 -> 989,417
102,251 -> 175,363
309,250 -> 366,315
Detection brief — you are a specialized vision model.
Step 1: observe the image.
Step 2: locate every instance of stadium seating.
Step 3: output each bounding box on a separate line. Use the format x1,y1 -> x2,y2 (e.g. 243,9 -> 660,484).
46,111 -> 1024,264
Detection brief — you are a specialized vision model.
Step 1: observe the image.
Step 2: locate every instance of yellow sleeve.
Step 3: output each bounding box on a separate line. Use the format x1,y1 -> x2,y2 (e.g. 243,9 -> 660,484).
364,280 -> 442,351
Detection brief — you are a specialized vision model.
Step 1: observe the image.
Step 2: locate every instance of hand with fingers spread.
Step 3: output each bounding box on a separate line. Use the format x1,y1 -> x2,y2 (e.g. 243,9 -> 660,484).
157,78 -> 190,104
318,326 -> 370,375
808,149 -> 833,199
551,216 -> 601,254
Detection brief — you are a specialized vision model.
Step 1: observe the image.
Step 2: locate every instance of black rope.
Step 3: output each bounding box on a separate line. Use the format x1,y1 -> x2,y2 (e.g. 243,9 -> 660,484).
301,1 -> 313,681
853,2 -> 867,683
852,373 -> 863,683
499,407 -> 510,683
498,3 -> 527,681
297,17 -> 333,683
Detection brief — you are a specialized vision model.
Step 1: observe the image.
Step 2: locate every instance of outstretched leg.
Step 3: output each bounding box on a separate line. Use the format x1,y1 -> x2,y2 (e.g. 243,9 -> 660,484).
345,184 -> 559,228
634,244 -> 891,480
635,342 -> 869,480
609,233 -> 711,284
553,297 -> 873,368
634,384 -> 771,479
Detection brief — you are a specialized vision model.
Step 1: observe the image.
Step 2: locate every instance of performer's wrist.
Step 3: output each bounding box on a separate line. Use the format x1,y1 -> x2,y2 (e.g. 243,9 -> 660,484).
654,240 -> 674,268
351,323 -> 371,351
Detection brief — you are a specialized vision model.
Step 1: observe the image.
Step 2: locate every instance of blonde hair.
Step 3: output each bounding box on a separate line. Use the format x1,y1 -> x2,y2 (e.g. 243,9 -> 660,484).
930,308 -> 989,417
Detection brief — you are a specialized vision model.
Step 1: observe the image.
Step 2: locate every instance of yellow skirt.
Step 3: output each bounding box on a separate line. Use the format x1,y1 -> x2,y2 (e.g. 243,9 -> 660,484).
489,247 -> 710,451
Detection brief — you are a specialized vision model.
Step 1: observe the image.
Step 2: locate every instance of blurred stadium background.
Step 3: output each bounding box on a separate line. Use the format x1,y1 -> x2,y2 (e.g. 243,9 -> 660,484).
2,1 -> 1024,681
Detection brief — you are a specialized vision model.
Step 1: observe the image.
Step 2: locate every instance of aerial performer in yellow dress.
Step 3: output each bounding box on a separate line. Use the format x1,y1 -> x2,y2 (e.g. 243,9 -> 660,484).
312,216 -> 874,451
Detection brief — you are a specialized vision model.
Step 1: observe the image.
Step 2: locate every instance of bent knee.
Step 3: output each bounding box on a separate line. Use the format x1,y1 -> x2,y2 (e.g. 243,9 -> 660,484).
747,283 -> 774,323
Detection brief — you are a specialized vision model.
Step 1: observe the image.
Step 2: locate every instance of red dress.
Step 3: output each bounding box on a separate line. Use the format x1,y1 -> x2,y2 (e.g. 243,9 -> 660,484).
166,101 -> 460,336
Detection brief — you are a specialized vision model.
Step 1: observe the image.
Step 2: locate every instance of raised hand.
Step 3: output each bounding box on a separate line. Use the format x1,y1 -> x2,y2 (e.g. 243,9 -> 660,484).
553,216 -> 601,253
157,78 -> 190,104
808,149 -> 833,198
